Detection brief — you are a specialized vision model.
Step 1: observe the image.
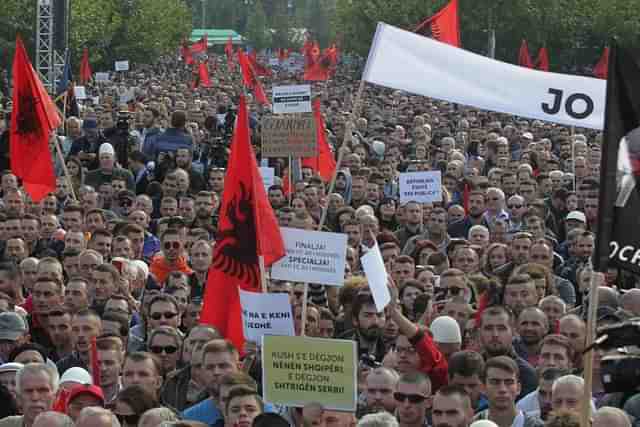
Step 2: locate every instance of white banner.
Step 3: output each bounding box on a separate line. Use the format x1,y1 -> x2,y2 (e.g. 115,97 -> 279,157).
115,60 -> 130,72
271,227 -> 348,286
363,23 -> 606,130
94,72 -> 110,82
239,290 -> 295,343
272,85 -> 312,114
399,171 -> 442,204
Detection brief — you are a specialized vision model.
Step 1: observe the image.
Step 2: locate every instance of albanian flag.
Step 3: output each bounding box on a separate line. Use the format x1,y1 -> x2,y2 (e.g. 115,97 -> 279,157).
181,40 -> 194,65
237,49 -> 269,106
304,48 -> 335,81
519,40 -> 534,68
536,47 -> 550,71
200,95 -> 285,351
249,50 -> 273,77
191,35 -> 208,54
414,0 -> 460,47
594,47 -> 610,80
10,35 -> 61,202
225,36 -> 235,72
79,48 -> 93,84
302,99 -> 336,181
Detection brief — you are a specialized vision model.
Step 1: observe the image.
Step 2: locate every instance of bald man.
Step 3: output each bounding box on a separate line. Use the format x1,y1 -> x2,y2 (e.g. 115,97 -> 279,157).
621,289 -> 640,316
593,407 -> 632,427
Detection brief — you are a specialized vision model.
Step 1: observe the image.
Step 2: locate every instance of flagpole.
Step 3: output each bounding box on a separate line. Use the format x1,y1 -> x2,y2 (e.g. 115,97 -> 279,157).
53,135 -> 78,201
580,270 -> 602,427
288,155 -> 293,204
258,255 -> 268,293
318,79 -> 366,229
300,283 -> 309,336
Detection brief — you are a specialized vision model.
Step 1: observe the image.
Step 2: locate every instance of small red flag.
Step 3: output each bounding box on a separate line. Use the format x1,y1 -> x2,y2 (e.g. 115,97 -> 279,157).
414,0 -> 460,47
593,47 -> 609,79
79,48 -> 93,84
90,336 -> 101,387
302,99 -> 336,181
191,35 -> 208,54
10,36 -> 60,202
304,52 -> 332,81
248,50 -> 273,77
225,36 -> 235,72
237,49 -> 270,106
181,40 -> 194,65
200,95 -> 285,351
198,61 -> 212,88
535,47 -> 550,71
518,40 -> 534,68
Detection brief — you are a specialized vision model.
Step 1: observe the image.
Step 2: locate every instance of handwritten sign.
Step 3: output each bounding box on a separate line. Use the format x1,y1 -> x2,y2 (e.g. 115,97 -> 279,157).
399,171 -> 442,204
261,115 -> 317,158
239,290 -> 294,343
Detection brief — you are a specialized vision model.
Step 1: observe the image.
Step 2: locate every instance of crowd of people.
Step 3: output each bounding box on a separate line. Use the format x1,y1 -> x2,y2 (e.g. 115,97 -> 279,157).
0,46 -> 636,427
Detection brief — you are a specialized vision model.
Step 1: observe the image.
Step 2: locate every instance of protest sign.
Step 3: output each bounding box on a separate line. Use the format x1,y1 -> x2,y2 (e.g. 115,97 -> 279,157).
117,86 -> 136,104
94,72 -> 110,82
272,84 -> 312,114
115,60 -> 130,71
259,167 -> 275,192
74,86 -> 87,100
261,115 -> 317,158
271,227 -> 347,286
239,290 -> 294,343
361,244 -> 391,312
399,171 -> 442,204
262,335 -> 357,411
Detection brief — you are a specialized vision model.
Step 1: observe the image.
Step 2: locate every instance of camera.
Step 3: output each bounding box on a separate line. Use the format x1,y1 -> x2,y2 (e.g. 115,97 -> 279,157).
116,111 -> 131,131
597,320 -> 640,393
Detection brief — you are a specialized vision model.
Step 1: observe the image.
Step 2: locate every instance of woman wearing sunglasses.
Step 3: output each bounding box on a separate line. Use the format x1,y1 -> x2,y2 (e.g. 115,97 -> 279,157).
114,385 -> 159,427
147,326 -> 183,376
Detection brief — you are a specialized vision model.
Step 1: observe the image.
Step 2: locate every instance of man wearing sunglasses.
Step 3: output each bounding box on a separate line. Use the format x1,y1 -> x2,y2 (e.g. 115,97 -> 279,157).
395,371 -> 432,427
150,228 -> 193,284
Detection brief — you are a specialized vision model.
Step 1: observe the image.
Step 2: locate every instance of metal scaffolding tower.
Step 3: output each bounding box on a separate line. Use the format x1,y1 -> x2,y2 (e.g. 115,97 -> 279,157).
36,0 -> 66,93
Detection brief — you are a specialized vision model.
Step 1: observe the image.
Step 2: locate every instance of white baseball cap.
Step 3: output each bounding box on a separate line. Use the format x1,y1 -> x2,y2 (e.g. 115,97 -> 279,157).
430,316 -> 462,344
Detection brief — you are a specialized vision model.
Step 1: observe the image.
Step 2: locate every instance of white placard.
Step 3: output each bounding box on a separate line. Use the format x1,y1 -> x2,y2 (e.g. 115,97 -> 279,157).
271,227 -> 348,286
269,58 -> 279,66
74,86 -> 87,100
399,171 -> 442,204
361,244 -> 390,312
117,86 -> 136,103
259,167 -> 275,191
363,23 -> 606,130
115,60 -> 130,71
239,289 -> 295,343
94,72 -> 110,82
272,85 -> 312,114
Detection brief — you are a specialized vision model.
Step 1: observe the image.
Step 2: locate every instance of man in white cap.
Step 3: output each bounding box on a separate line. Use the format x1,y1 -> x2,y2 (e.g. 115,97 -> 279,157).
85,142 -> 135,191
430,316 -> 462,362
0,362 -> 23,400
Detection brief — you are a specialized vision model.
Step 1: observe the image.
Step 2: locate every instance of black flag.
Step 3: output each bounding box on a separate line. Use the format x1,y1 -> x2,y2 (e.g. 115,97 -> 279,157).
594,43 -> 640,273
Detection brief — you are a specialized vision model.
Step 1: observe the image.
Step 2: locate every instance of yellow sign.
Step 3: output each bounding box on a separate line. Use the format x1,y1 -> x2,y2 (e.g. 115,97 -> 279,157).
261,335 -> 357,411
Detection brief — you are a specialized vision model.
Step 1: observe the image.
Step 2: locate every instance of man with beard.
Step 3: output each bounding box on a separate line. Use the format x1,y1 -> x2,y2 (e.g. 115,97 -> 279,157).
494,232 -> 533,284
339,292 -> 386,362
267,185 -> 287,210
478,306 -> 537,398
503,275 -> 539,319
517,367 -> 569,421
514,308 -> 549,367
361,367 -> 399,416
403,208 -> 450,255
191,191 -> 217,237
176,148 -> 206,193
431,385 -> 474,427
448,191 -> 490,239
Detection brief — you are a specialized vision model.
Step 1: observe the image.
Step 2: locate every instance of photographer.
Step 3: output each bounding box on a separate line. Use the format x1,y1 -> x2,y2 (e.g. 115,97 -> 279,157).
105,111 -> 141,169
143,110 -> 193,166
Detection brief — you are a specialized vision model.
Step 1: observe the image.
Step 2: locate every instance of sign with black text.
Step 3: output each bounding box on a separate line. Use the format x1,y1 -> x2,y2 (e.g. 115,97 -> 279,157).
272,85 -> 312,114
114,60 -> 130,72
239,290 -> 295,343
261,115 -> 317,157
271,227 -> 347,286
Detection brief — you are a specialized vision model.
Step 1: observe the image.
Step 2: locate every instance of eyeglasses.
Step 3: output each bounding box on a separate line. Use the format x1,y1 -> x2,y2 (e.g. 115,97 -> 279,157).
150,345 -> 179,354
149,311 -> 178,321
116,414 -> 140,425
394,392 -> 428,403
164,241 -> 181,250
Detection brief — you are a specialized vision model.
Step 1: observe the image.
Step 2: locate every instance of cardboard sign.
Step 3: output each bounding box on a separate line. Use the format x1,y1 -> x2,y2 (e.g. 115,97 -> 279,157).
74,86 -> 87,100
94,72 -> 110,82
399,171 -> 443,204
262,335 -> 357,411
239,290 -> 295,343
261,115 -> 317,158
271,227 -> 347,286
361,244 -> 391,312
272,85 -> 312,114
259,167 -> 275,192
115,60 -> 130,71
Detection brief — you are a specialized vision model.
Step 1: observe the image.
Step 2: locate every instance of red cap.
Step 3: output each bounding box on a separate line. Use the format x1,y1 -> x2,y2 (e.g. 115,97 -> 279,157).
66,384 -> 105,409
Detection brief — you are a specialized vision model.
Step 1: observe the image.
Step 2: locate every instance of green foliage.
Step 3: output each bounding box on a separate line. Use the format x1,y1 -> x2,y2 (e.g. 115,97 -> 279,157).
0,0 -> 37,68
246,0 -> 271,49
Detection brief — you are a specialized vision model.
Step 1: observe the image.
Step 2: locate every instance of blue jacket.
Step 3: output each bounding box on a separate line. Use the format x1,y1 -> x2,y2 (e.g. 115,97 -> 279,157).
144,128 -> 193,160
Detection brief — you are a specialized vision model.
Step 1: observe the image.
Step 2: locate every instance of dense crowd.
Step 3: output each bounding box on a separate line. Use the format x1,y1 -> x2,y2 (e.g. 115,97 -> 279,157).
0,49 -> 636,427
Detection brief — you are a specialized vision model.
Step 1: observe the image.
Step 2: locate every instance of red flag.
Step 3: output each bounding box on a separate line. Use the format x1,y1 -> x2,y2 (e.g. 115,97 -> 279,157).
79,48 -> 93,84
181,40 -> 194,65
237,49 -> 269,106
52,388 -> 70,413
225,36 -> 235,72
191,35 -> 208,54
518,40 -> 534,68
200,95 -> 285,351
198,61 -> 212,88
414,0 -> 460,47
593,47 -> 609,79
248,50 -> 273,77
302,99 -> 336,181
90,336 -> 101,387
10,36 -> 60,202
304,51 -> 332,81
535,47 -> 549,71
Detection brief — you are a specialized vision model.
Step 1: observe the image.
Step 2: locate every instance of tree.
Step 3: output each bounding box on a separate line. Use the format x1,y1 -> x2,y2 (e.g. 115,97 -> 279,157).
246,0 -> 271,50
308,0 -> 331,47
271,0 -> 291,48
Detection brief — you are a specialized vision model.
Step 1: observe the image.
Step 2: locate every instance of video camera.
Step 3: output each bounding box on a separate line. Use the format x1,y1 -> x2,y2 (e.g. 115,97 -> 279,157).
116,110 -> 132,131
596,320 -> 640,393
